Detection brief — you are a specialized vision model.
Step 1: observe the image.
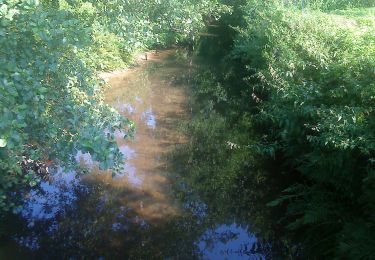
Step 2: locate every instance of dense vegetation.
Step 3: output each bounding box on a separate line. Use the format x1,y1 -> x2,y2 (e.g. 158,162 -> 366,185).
0,0 -> 225,213
180,0 -> 375,258
1,0 -> 375,258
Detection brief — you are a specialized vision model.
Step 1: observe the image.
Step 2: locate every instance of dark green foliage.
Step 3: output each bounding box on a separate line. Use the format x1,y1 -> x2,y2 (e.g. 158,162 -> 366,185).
267,0 -> 375,10
192,0 -> 375,258
235,4 -> 375,257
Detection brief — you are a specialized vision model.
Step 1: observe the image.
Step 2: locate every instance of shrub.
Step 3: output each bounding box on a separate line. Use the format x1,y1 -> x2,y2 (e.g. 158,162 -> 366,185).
232,2 -> 375,257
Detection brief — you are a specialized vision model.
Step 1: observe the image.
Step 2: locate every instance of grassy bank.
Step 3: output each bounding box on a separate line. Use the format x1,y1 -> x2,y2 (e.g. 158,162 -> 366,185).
180,1 -> 375,257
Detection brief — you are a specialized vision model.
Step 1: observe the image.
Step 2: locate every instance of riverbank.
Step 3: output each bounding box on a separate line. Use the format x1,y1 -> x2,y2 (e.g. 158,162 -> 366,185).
1,49 -> 279,259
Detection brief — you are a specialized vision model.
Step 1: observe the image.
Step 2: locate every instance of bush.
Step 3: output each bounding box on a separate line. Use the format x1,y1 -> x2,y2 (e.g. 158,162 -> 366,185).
0,0 -> 132,212
0,0 -> 228,214
231,2 -> 375,257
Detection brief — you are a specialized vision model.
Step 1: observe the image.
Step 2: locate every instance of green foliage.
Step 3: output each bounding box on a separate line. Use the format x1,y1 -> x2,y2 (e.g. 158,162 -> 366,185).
3,0 -> 374,256
261,0 -> 375,10
192,0 -> 375,257
170,65 -> 300,257
230,1 -> 375,258
0,0 -> 228,214
62,0 -> 229,71
0,0 -> 131,212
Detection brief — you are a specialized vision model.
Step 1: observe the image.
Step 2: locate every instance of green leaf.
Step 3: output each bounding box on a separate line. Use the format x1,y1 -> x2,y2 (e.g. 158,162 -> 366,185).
0,138 -> 7,148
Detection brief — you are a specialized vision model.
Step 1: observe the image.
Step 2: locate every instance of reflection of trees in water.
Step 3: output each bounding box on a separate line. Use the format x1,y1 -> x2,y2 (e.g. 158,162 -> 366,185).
3,166 -> 291,259
6,179 -> 202,259
168,107 -> 303,258
0,50 -> 302,259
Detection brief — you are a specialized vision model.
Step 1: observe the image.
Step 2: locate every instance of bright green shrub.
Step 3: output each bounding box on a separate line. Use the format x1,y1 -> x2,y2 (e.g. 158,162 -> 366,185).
64,0 -> 229,71
0,0 -> 133,212
270,0 -> 375,10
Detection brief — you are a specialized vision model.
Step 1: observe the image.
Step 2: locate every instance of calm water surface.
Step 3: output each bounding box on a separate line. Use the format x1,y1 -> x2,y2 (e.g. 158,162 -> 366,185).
1,50 -> 268,259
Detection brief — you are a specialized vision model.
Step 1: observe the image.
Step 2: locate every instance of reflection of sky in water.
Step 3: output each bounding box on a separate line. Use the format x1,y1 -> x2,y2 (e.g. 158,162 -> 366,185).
141,108 -> 156,129
115,163 -> 144,187
19,169 -> 82,225
8,52 -> 275,258
117,103 -> 136,114
14,235 -> 40,250
183,200 -> 208,222
135,96 -> 142,103
16,168 -> 85,250
198,223 -> 265,260
114,129 -> 127,139
119,145 -> 136,160
76,143 -> 143,187
75,151 -> 94,167
111,214 -> 148,232
111,206 -> 149,232
125,167 -> 144,187
111,222 -> 129,231
112,206 -> 130,231
103,128 -> 127,140
115,145 -> 144,186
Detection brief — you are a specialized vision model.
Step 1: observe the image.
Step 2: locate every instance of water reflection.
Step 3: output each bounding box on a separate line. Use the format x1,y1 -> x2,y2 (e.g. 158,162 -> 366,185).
118,145 -> 136,160
19,169 -> 83,225
198,224 -> 264,260
2,50 -> 275,259
117,103 -> 136,114
141,108 -> 157,129
75,151 -> 95,167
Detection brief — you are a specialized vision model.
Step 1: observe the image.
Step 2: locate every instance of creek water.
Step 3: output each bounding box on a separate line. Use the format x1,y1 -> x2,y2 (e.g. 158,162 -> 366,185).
1,50 -> 269,259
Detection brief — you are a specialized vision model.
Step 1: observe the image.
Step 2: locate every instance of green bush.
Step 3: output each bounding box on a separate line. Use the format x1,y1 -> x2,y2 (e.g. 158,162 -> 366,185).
0,0 -> 132,212
66,0 -> 229,71
267,0 -> 375,10
231,2 -> 375,257
0,0 -> 228,214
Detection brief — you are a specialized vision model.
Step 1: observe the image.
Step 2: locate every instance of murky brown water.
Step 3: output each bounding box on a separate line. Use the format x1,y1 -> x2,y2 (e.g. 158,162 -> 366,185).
84,50 -> 191,222
1,50 -> 270,259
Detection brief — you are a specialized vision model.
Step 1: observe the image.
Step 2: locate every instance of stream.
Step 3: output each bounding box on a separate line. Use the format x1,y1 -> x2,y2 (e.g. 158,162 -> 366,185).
1,50 -> 271,259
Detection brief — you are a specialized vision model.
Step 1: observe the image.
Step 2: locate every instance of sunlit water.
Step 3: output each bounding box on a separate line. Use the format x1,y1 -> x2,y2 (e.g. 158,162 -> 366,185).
1,50 -> 269,259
